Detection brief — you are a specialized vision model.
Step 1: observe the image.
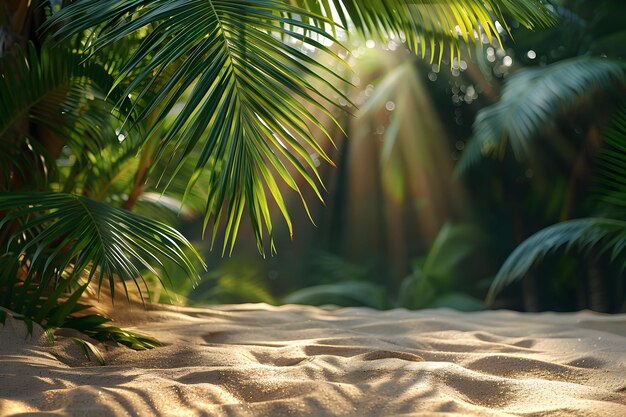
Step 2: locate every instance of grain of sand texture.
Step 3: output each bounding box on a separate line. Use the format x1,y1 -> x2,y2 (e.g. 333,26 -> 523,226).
1,304 -> 625,416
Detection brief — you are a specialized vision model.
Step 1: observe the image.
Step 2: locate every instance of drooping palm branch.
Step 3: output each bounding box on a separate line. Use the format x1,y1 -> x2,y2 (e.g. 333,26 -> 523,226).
486,217 -> 626,303
47,0 -> 350,254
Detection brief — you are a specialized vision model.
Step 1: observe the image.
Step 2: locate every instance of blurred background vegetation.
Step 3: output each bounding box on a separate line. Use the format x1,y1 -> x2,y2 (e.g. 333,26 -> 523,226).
156,0 -> 626,313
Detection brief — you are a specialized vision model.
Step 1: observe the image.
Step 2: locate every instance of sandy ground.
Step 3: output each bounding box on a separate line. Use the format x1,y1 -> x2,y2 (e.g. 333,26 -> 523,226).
1,303 -> 625,416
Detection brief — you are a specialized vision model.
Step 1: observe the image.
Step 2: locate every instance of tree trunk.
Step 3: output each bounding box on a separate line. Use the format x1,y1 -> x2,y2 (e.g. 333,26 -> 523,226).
587,255 -> 609,313
522,272 -> 540,312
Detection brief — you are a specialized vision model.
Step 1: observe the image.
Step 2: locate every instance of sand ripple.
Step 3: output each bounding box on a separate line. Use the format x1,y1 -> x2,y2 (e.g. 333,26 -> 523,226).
1,305 -> 625,416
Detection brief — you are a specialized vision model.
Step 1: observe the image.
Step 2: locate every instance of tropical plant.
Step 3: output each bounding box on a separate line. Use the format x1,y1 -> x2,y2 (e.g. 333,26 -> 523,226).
0,0 -> 552,348
398,223 -> 487,311
283,223 -> 487,311
457,57 -> 625,172
187,258 -> 277,305
449,0 -> 626,310
457,0 -> 626,174
487,108 -> 626,307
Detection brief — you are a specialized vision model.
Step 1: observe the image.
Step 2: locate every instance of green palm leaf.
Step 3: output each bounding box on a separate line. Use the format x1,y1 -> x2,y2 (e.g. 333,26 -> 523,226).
457,57 -> 625,174
283,281 -> 390,309
0,43 -> 123,157
596,108 -> 626,212
47,0 -> 351,254
486,218 -> 626,303
0,192 -> 203,305
297,0 -> 555,61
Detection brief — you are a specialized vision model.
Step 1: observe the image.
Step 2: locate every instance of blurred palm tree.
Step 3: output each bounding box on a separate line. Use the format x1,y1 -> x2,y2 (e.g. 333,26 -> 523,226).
0,0 -> 552,342
332,48 -> 471,285
488,107 -> 626,311
454,0 -> 626,310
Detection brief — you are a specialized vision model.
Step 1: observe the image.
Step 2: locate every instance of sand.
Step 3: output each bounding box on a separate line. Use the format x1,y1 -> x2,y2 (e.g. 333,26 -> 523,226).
1,303 -> 625,416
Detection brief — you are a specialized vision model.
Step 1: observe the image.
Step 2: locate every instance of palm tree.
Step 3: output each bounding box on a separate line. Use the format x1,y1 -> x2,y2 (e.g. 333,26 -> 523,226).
0,0 -> 553,346
457,0 -> 625,174
453,0 -> 626,309
487,107 -> 626,307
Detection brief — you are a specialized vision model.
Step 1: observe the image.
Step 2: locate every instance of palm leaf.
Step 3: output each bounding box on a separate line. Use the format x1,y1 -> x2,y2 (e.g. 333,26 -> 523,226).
0,192 -> 203,304
0,43 -> 123,157
283,281 -> 389,309
596,107 -> 626,212
47,0 -> 352,254
487,105 -> 626,303
66,315 -> 162,350
486,218 -> 626,303
0,137 -> 56,192
457,57 -> 625,174
71,337 -> 107,365
300,0 -> 555,61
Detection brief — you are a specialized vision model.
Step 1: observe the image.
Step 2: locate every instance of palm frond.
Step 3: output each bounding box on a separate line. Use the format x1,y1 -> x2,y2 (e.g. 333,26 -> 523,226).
0,192 -> 203,309
283,281 -> 389,309
0,43 -> 123,157
189,260 -> 277,305
457,57 -> 625,175
596,107 -> 626,212
487,105 -> 626,303
0,137 -> 56,191
66,315 -> 162,350
47,0 -> 352,254
486,218 -> 626,303
296,0 -> 554,61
